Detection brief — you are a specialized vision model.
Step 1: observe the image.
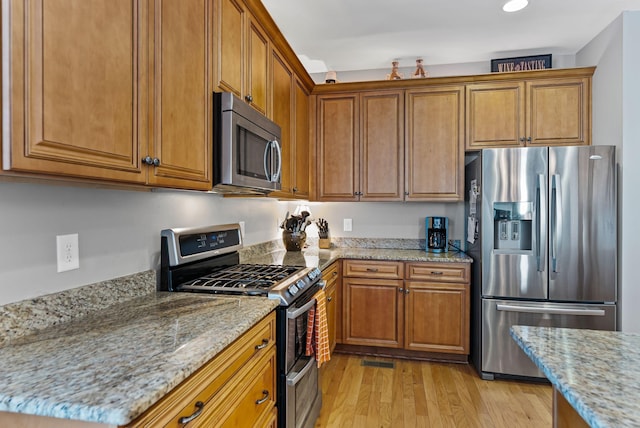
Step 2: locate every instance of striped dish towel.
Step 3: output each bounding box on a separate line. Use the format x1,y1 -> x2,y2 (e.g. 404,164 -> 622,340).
305,288 -> 331,367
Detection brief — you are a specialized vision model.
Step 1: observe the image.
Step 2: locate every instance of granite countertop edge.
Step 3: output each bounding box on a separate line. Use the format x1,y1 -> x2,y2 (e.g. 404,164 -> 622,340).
510,325 -> 640,428
0,294 -> 279,425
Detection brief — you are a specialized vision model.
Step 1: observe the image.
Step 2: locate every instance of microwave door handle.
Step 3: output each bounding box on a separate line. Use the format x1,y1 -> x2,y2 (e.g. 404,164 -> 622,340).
271,140 -> 282,182
263,142 -> 271,181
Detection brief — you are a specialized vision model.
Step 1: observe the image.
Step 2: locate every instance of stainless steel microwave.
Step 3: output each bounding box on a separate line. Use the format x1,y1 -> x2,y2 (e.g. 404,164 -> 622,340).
213,92 -> 282,194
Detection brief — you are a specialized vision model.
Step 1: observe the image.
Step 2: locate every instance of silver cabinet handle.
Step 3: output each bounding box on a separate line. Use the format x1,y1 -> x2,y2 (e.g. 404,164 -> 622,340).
327,296 -> 333,302
496,304 -> 605,316
430,271 -> 444,275
245,94 -> 253,103
286,356 -> 316,386
178,401 -> 204,424
366,268 -> 378,272
255,339 -> 269,351
255,390 -> 270,405
399,288 -> 404,293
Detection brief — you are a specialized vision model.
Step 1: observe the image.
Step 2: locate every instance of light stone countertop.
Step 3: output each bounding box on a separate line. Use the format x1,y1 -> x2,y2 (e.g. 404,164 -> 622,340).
0,293 -> 278,425
0,241 -> 472,425
510,326 -> 640,428
241,245 -> 472,270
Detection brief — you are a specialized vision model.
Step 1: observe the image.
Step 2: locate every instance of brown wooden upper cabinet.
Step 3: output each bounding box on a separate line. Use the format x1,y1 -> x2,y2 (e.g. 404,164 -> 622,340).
466,70 -> 592,150
214,0 -> 269,116
268,49 -> 310,200
315,91 -> 405,201
405,86 -> 464,201
314,86 -> 463,202
2,0 -> 212,190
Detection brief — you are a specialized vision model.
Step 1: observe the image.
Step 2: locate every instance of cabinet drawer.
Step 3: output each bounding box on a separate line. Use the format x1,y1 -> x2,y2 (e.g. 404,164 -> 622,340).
322,261 -> 340,285
127,312 -> 276,427
203,348 -> 277,427
405,262 -> 470,283
343,260 -> 403,279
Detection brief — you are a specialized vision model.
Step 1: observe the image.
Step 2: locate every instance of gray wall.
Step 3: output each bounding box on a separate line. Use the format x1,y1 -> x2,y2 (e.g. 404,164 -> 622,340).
0,182 -> 286,305
577,11 -> 640,332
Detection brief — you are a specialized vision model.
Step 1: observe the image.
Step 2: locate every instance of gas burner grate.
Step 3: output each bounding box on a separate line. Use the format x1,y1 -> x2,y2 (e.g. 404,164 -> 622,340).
180,264 -> 304,291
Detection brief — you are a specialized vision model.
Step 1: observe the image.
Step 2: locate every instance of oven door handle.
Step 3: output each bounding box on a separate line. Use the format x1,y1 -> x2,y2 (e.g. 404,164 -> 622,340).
286,356 -> 316,386
287,298 -> 317,319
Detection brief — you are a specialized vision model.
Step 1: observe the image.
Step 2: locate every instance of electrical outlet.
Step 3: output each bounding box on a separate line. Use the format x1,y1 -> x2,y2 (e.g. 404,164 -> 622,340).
343,218 -> 352,232
56,234 -> 79,273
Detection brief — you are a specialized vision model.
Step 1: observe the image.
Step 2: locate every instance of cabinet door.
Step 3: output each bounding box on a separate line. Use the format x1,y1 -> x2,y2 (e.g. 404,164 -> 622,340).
527,78 -> 590,146
3,0 -> 146,183
360,91 -> 404,201
466,82 -> 525,150
322,262 -> 340,352
270,49 -> 294,196
405,281 -> 469,354
406,86 -> 465,201
316,94 -> 359,201
246,16 -> 269,115
148,0 -> 212,190
293,78 -> 310,199
214,0 -> 244,98
343,277 -> 403,348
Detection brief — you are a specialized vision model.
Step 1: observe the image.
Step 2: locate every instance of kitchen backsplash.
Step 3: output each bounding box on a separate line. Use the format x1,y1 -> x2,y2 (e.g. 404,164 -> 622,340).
0,270 -> 155,346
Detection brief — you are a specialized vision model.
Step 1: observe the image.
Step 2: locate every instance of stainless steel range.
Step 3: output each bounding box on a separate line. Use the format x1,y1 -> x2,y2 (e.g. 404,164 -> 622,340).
160,223 -> 322,428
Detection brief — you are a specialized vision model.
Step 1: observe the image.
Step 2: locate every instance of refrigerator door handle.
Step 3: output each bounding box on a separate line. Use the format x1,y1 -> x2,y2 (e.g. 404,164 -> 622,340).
496,303 -> 605,317
551,174 -> 562,273
537,174 -> 546,272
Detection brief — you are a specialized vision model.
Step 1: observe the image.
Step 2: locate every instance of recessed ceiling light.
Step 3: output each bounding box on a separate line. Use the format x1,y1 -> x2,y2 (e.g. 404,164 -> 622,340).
503,0 -> 528,12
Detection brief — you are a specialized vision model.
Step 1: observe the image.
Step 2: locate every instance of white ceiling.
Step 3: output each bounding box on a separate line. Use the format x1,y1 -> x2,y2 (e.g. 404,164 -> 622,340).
262,0 -> 640,73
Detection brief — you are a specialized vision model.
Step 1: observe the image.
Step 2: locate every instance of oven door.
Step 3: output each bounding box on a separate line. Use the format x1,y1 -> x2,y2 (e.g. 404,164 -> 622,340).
284,292 -> 322,428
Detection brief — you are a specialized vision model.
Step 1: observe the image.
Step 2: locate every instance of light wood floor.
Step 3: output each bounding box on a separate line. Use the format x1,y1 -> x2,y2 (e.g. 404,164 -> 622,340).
315,353 -> 552,428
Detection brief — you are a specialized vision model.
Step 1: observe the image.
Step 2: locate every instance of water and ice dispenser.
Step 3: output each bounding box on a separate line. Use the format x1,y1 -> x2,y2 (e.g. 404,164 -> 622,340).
493,202 -> 532,251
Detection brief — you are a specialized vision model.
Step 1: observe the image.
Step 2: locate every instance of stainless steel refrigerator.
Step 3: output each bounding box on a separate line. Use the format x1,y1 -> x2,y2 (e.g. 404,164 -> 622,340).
465,146 -> 617,380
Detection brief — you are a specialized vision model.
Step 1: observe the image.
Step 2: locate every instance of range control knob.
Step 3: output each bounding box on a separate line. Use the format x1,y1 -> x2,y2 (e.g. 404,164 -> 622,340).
296,279 -> 306,290
307,268 -> 321,280
288,284 -> 299,295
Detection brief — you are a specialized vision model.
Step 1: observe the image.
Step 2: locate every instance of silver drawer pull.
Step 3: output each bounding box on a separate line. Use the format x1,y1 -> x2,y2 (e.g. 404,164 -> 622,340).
366,268 -> 379,272
255,390 -> 270,405
430,271 -> 444,275
255,339 -> 269,351
178,401 -> 204,424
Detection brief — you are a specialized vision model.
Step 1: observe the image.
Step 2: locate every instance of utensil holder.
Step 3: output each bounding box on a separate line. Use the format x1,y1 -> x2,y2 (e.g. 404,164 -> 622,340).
282,230 -> 307,251
319,238 -> 331,249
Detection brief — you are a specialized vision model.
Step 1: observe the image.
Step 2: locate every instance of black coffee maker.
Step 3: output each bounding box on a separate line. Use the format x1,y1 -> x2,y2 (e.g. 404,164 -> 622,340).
426,217 -> 449,253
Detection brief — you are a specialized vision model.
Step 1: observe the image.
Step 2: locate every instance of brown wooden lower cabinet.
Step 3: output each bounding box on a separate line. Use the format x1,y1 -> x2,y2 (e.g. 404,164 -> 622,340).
343,277 -> 404,348
340,259 -> 470,357
322,261 -> 341,353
